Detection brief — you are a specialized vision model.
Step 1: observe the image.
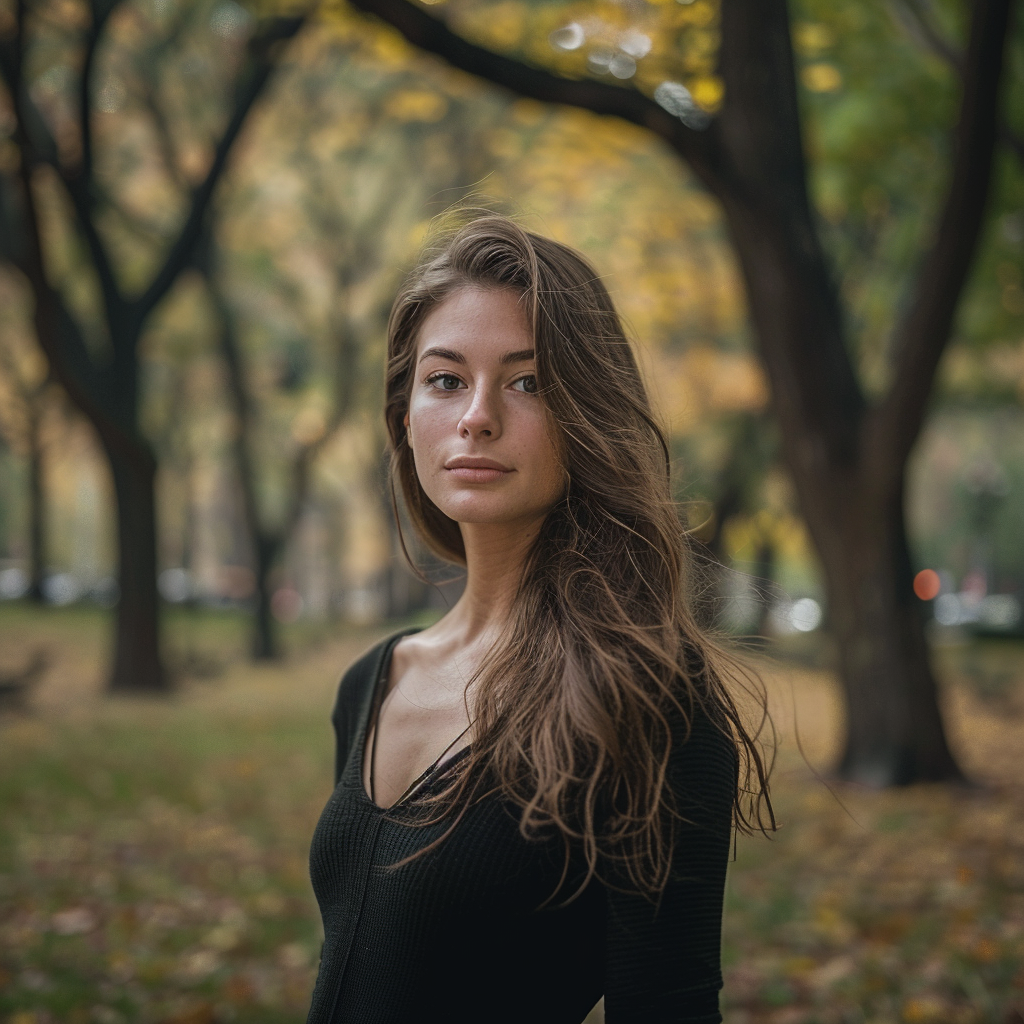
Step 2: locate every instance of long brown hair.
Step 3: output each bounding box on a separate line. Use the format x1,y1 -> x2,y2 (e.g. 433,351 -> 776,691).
385,214 -> 773,896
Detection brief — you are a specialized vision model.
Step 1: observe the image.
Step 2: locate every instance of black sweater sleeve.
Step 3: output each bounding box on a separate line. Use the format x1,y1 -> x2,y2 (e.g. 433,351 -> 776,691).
603,706 -> 737,1023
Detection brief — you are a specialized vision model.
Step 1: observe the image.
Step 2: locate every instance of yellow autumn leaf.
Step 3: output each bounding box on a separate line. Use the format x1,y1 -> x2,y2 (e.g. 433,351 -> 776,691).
802,62 -> 843,93
382,90 -> 448,123
793,21 -> 834,56
690,74 -> 724,112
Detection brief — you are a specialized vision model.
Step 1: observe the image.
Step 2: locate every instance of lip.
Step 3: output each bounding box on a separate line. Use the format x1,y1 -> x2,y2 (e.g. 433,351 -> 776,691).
445,457 -> 513,471
444,456 -> 514,483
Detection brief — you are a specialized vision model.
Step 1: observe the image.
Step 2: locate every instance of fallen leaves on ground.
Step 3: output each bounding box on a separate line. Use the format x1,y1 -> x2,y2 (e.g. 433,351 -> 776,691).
0,609 -> 1022,1023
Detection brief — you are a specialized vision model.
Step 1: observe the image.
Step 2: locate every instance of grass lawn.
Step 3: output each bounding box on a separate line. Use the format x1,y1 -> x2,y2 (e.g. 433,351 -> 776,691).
0,603 -> 1022,1023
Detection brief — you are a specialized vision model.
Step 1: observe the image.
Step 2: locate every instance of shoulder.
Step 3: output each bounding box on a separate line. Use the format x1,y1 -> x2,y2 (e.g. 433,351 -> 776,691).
331,627 -> 420,723
328,627 -> 421,783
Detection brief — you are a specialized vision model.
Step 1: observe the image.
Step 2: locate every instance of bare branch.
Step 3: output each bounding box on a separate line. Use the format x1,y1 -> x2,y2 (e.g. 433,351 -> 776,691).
15,0 -> 133,333
79,0 -> 123,191
192,227 -> 282,602
5,76 -> 124,331
132,1 -> 195,194
888,0 -> 965,74
133,15 -> 305,324
872,0 -> 1014,471
4,26 -> 127,333
284,308 -> 357,537
139,73 -> 189,193
4,0 -> 106,420
60,174 -> 127,328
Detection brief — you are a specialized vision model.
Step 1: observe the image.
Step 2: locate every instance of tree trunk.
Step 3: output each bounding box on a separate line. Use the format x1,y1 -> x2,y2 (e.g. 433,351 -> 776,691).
752,538 -> 775,640
720,195 -> 962,783
251,532 -> 282,660
25,402 -> 46,603
106,435 -> 167,692
811,478 -> 962,785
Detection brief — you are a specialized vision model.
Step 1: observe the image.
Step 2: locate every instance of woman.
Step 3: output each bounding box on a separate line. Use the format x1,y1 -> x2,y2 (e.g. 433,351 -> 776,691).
307,215 -> 772,1024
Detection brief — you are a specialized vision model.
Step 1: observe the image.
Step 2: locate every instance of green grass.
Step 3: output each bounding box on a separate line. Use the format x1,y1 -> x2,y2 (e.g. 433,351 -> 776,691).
0,605 -> 383,1024
1,606 -> 1023,1023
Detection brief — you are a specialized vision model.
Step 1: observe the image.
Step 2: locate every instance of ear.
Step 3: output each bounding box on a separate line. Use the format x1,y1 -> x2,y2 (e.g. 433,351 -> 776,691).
403,411 -> 411,448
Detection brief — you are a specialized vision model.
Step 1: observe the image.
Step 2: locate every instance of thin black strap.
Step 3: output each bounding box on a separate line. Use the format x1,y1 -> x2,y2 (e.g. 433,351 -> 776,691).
389,721 -> 473,808
368,702 -> 382,804
369,701 -> 473,808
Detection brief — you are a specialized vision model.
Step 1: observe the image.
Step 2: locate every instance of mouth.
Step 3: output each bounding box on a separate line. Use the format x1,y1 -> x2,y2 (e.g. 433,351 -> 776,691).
444,456 -> 514,483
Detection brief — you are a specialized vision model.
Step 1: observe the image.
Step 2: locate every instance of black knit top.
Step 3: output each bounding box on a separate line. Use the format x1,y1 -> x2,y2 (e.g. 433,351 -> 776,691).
307,629 -> 737,1024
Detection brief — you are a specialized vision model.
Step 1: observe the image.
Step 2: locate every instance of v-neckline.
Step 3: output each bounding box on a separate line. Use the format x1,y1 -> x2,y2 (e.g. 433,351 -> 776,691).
358,628 -> 473,812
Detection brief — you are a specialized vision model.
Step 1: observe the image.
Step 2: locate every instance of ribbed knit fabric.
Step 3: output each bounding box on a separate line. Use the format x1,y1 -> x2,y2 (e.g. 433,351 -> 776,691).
307,629 -> 737,1024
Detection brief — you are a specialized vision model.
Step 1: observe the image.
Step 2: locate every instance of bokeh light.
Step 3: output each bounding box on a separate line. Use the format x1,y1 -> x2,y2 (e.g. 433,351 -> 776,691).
913,568 -> 941,601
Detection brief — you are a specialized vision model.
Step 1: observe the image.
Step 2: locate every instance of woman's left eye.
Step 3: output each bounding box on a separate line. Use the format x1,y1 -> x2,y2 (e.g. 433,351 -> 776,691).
512,375 -> 538,394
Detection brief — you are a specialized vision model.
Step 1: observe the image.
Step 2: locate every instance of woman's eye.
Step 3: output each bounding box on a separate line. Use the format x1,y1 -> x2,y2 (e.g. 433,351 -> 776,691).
513,375 -> 538,394
428,373 -> 463,391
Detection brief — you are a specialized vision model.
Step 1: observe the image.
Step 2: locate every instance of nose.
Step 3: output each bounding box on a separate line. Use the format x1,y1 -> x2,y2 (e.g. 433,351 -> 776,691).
457,384 -> 501,440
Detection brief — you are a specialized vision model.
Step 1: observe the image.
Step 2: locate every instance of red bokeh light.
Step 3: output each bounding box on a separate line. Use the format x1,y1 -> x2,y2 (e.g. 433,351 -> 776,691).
913,569 -> 941,601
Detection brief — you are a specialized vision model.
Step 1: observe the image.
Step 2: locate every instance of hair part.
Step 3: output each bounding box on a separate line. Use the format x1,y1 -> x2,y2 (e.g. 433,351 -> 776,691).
385,213 -> 774,897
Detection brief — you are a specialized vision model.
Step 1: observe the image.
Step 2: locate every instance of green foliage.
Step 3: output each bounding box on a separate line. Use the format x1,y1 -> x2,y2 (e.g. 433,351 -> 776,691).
794,0 -> 1024,398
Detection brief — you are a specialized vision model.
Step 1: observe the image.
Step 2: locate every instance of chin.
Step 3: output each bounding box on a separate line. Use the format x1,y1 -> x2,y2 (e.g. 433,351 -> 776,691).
432,492 -> 543,527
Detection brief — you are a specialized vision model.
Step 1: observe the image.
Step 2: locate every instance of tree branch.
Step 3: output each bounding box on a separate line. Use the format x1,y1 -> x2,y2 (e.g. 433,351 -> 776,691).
78,0 -> 121,193
61,172 -> 127,330
10,192 -> 110,427
889,0 -> 1024,166
348,0 -> 716,170
133,15 -> 305,325
27,0 -> 130,333
4,0 -> 106,420
284,304 -> 358,538
873,0 -> 1014,470
196,232 -> 267,555
5,24 -> 127,334
133,1 -> 195,195
888,0 -> 965,73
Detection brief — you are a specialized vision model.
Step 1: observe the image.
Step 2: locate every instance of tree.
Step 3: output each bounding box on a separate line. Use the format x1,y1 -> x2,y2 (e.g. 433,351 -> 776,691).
0,279 -> 52,601
0,0 -> 304,690
345,0 -> 1018,783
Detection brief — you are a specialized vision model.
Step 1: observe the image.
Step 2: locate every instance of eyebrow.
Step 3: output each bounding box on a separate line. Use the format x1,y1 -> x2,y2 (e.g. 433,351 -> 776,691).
417,347 -> 536,366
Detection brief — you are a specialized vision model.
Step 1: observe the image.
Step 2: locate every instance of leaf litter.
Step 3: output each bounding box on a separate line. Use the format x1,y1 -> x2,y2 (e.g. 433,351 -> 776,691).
0,615 -> 1021,1023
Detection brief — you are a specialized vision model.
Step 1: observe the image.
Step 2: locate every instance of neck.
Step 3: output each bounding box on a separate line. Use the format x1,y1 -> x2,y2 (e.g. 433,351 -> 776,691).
447,516 -> 544,641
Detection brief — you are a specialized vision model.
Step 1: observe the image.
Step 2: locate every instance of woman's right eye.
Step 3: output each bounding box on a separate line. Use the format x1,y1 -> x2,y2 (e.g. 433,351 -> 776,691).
426,373 -> 463,391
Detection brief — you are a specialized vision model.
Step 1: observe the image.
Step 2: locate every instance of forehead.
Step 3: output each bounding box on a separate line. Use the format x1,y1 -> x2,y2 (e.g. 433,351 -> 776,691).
417,286 -> 532,356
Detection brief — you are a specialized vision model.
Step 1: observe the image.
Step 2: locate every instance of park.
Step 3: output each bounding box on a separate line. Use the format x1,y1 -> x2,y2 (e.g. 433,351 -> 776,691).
0,0 -> 1022,1020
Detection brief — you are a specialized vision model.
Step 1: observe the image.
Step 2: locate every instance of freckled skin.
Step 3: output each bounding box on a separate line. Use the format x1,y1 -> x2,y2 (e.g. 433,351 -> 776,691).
405,286 -> 565,530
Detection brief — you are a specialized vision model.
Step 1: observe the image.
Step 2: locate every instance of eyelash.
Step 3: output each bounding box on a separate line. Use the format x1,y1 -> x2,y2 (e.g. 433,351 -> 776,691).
424,372 -> 463,391
424,372 -> 538,394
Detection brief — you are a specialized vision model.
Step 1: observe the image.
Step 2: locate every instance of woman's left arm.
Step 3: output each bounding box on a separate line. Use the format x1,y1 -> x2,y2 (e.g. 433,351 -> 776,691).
603,706 -> 738,1023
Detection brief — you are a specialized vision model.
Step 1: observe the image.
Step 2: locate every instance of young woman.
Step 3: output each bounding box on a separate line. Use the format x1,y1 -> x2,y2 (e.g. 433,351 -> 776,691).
307,216 -> 771,1024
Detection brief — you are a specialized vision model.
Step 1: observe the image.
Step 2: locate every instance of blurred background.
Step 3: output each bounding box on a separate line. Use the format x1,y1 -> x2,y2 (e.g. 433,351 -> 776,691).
0,0 -> 1022,1021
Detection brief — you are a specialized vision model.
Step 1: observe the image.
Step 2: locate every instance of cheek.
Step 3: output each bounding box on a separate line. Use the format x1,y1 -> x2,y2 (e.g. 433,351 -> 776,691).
407,396 -> 450,450
524,414 -> 564,493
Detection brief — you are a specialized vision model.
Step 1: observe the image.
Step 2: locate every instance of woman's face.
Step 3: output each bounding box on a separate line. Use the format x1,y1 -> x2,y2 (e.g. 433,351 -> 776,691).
405,286 -> 565,529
